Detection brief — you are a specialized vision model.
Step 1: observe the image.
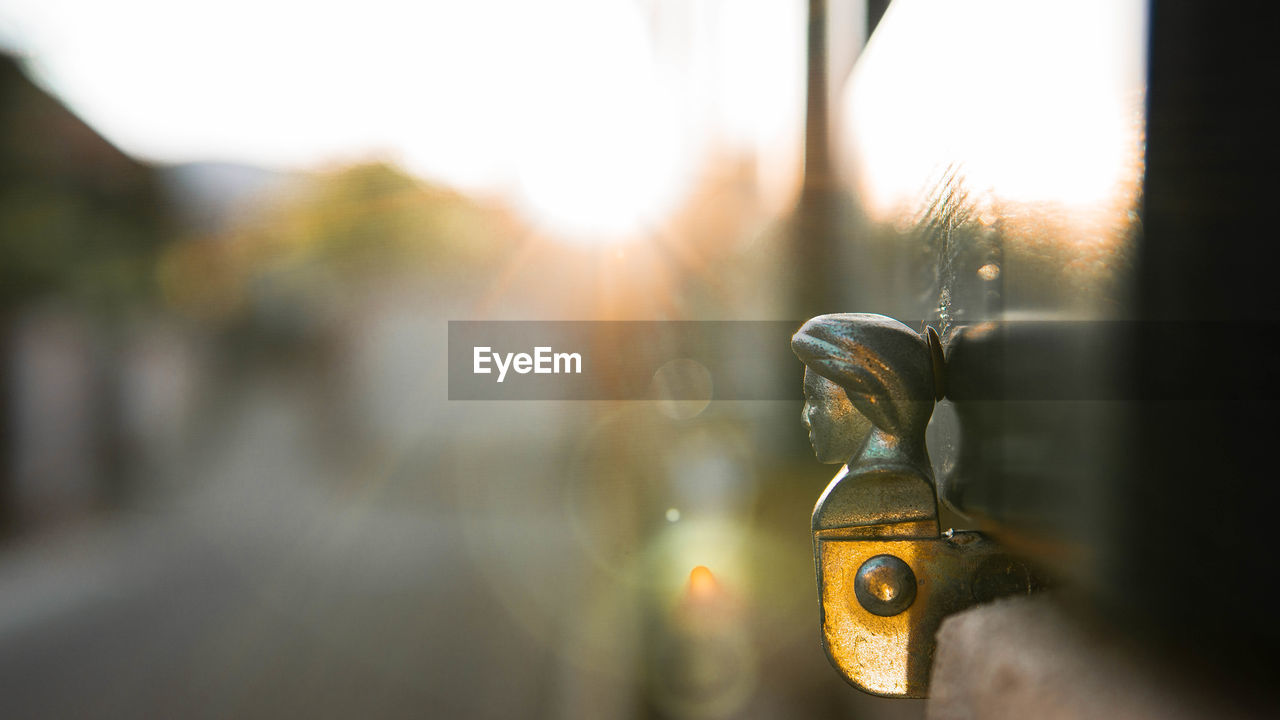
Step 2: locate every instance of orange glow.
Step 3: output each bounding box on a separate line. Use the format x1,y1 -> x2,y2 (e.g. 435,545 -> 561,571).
687,565 -> 720,601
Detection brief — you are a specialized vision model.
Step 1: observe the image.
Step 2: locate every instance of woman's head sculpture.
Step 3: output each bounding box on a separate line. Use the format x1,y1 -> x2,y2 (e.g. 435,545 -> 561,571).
792,314 -> 944,468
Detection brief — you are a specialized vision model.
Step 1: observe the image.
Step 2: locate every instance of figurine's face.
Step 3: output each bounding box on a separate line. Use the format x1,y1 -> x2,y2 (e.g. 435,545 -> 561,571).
802,368 -> 872,464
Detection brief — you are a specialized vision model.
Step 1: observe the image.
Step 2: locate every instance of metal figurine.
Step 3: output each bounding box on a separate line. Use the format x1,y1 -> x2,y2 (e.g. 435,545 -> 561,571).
793,314 -> 943,533
792,313 -> 1033,698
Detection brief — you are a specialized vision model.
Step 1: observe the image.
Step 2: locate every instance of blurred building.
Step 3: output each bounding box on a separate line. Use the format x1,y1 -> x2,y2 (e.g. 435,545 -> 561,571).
1,53 -> 169,534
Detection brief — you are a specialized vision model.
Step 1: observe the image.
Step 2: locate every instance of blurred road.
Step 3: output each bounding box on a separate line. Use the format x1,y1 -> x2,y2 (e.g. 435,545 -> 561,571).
0,384 -> 569,719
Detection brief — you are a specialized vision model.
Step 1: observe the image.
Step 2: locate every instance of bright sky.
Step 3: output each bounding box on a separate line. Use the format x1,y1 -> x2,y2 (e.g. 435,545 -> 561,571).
0,0 -> 805,239
842,0 -> 1147,219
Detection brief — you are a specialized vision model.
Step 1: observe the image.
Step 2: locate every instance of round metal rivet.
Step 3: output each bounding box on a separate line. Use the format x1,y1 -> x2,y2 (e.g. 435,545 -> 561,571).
854,554 -> 917,617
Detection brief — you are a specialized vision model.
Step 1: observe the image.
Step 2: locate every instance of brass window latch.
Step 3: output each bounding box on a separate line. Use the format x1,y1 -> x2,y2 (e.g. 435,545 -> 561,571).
792,314 -> 1040,698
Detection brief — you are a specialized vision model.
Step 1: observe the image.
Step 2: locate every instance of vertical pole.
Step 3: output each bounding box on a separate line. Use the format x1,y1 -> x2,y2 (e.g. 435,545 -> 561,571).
790,0 -> 839,319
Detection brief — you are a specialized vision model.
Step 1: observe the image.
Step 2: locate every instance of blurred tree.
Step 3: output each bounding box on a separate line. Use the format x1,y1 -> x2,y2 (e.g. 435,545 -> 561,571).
158,161 -> 516,333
